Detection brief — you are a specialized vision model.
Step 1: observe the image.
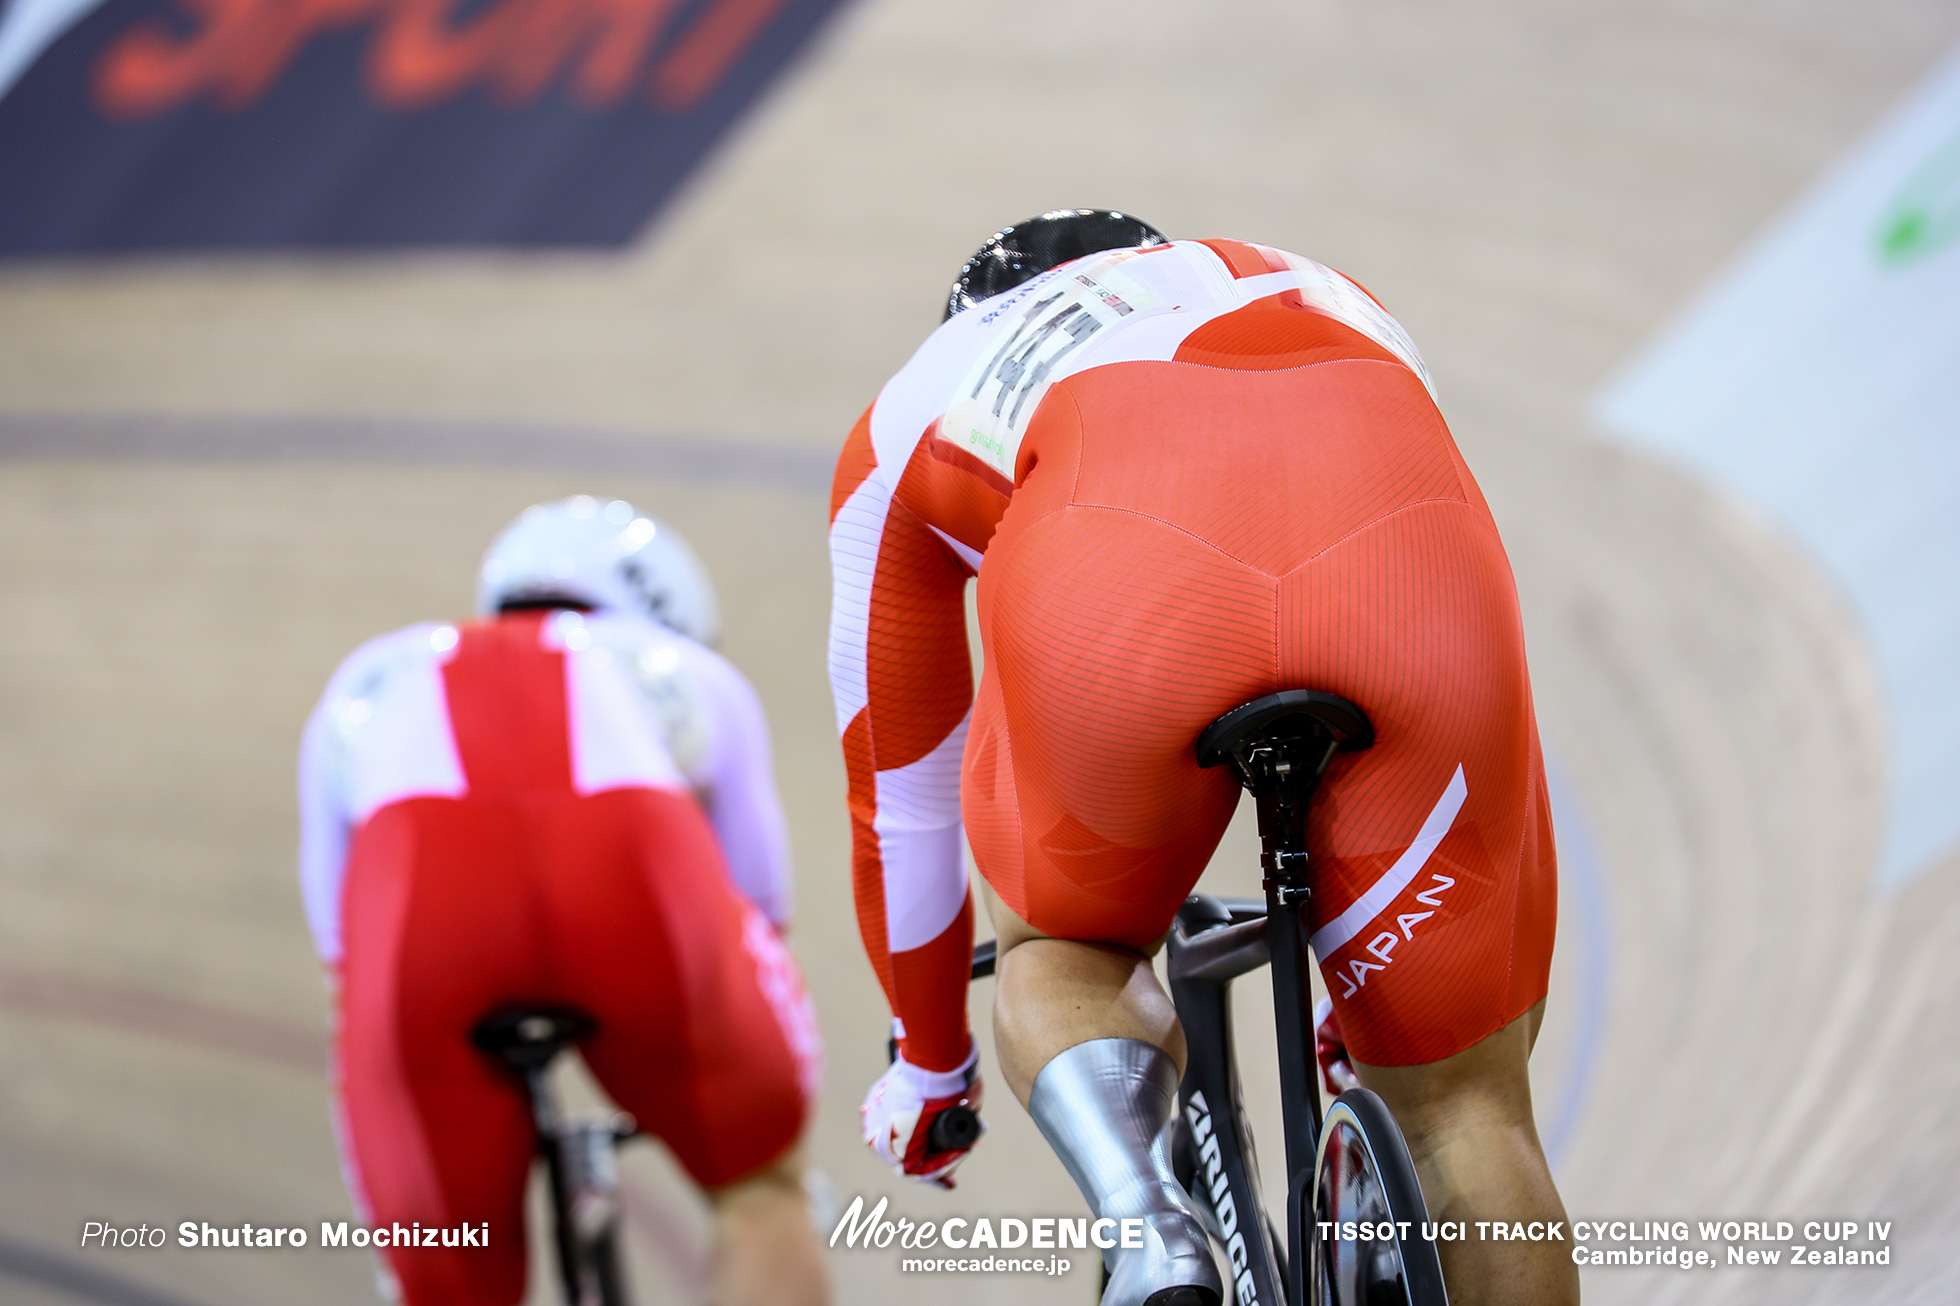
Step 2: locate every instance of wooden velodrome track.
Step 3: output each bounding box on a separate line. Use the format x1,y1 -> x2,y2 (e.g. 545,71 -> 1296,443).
2,2 -> 1957,1303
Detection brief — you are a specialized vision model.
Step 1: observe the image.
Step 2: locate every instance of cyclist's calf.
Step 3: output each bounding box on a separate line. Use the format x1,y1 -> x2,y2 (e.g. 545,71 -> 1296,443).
1357,1002 -> 1578,1306
1028,1040 -> 1223,1306
989,894 -> 1221,1306
708,1152 -> 829,1306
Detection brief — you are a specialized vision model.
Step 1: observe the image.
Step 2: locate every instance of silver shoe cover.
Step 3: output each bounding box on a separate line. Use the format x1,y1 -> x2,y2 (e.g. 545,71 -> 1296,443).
1027,1039 -> 1222,1306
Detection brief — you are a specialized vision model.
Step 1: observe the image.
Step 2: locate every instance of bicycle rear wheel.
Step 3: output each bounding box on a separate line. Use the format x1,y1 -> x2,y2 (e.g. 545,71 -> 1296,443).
1308,1089 -> 1447,1306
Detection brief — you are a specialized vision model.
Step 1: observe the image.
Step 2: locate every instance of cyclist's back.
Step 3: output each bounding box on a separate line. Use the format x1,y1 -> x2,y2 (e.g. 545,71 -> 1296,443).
303,605 -> 794,938
835,233 -> 1551,1067
301,500 -> 825,1306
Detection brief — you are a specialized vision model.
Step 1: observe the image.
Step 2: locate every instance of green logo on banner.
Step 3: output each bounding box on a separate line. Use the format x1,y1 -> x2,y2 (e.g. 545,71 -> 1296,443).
1876,130 -> 1960,266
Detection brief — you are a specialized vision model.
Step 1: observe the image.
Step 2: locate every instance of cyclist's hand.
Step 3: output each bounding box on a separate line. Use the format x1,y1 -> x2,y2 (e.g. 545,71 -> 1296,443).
1314,996 -> 1361,1097
861,1044 -> 983,1188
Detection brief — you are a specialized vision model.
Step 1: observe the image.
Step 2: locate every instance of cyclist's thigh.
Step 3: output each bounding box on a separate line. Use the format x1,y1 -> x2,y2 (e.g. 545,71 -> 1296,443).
1278,503 -> 1557,1069
964,504 -> 1272,949
337,796 -> 539,1306
542,787 -> 818,1191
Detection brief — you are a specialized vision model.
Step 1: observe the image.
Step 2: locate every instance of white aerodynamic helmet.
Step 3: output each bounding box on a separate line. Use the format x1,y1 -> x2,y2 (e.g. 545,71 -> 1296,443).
476,496 -> 720,646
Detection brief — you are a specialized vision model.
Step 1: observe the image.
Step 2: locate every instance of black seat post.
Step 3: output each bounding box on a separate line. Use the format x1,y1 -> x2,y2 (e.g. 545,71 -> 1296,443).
1245,732 -> 1336,1189
1196,690 -> 1374,1191
471,1005 -> 599,1304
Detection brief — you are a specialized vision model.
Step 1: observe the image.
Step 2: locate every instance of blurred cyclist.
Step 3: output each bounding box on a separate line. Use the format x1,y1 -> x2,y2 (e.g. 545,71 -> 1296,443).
829,211 -> 1575,1306
301,496 -> 826,1306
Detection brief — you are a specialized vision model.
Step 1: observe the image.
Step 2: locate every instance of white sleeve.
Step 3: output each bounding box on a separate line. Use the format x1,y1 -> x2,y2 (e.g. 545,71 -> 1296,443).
682,646 -> 795,929
296,625 -> 436,966
297,677 -> 353,966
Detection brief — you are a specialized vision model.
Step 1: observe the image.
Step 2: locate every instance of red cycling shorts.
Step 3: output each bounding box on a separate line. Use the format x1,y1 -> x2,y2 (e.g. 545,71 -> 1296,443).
960,359 -> 1558,1067
334,620 -> 815,1306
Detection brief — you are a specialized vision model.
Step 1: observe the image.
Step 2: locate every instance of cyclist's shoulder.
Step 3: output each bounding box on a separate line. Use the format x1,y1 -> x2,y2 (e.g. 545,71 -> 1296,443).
866,241 -> 1429,477
582,613 -> 759,761
305,624 -> 459,769
582,612 -> 736,682
318,621 -> 456,701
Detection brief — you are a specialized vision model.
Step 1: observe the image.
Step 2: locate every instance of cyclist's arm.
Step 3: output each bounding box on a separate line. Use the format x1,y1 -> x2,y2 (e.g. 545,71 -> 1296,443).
297,636 -> 405,970
828,410 -> 977,1074
295,625 -> 445,970
680,644 -> 795,930
297,692 -> 351,967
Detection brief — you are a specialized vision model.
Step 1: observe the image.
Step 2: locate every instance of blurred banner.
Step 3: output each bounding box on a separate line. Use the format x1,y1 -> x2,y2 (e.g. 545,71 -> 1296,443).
1598,44 -> 1960,889
0,0 -> 848,251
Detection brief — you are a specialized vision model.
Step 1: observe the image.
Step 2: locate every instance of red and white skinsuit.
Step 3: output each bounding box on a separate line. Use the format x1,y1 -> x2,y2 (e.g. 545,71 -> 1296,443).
829,239 -> 1557,1095
300,607 -> 819,1304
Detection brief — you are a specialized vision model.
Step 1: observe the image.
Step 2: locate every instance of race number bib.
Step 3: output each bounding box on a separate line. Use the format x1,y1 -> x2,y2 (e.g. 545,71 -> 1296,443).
937,253 -> 1162,481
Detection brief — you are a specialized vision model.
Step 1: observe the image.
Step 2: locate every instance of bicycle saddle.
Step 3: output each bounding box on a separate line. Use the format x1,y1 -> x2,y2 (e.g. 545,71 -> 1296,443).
471,1005 -> 598,1073
1196,689 -> 1373,788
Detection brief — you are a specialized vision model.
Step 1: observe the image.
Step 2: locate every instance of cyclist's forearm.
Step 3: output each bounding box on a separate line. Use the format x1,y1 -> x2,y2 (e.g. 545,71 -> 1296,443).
847,809 -> 976,1069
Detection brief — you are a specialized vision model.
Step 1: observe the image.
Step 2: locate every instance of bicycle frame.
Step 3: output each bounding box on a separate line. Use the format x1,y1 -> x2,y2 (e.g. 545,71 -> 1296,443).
1167,897 -> 1292,1306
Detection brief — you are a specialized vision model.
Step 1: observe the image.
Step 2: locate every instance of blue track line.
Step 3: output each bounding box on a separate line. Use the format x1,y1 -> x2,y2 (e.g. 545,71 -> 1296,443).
1541,757 -> 1612,1171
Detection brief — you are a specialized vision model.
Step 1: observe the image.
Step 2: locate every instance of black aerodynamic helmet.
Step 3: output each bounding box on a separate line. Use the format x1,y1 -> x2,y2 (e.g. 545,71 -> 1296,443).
944,209 -> 1169,320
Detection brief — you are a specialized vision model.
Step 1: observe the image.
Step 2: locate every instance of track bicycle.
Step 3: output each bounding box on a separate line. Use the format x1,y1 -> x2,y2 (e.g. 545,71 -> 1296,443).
958,689 -> 1448,1306
472,1006 -> 638,1306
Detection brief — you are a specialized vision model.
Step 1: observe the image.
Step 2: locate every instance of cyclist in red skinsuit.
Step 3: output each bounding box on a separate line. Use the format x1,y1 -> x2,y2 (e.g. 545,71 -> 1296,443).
832,213 -> 1575,1306
302,498 -> 826,1306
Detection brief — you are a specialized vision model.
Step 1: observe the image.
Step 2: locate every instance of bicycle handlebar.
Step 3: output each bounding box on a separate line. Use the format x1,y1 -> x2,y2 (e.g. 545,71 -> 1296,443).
927,1104 -> 982,1153
863,942 -> 1002,1159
